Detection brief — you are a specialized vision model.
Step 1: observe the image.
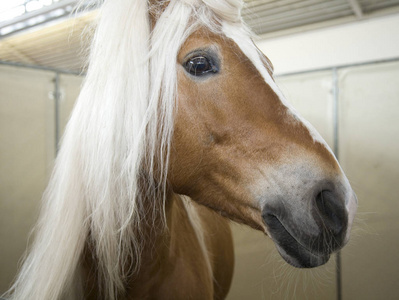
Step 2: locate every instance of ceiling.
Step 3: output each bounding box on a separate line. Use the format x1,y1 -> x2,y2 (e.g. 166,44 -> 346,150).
0,11 -> 95,73
1,0 -> 399,74
244,0 -> 399,34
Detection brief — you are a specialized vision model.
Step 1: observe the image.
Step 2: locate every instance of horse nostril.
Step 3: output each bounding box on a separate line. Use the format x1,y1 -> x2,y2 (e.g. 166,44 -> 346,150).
315,190 -> 345,236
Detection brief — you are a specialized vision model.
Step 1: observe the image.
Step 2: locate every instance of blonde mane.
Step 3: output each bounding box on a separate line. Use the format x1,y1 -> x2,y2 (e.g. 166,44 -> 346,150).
4,1 -> 271,299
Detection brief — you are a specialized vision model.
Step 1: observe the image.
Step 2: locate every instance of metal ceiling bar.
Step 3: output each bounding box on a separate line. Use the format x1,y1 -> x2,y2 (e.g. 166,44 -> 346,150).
348,0 -> 364,18
244,0 -> 328,18
245,1 -> 351,26
250,6 -> 353,34
275,57 -> 399,77
0,59 -> 83,75
52,61 -> 84,72
244,0 -> 303,11
252,13 -> 346,34
360,0 -> 399,12
247,1 -> 350,21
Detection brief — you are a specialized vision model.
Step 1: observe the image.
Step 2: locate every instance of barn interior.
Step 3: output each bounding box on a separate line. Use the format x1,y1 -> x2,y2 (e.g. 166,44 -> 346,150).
1,1 -> 399,299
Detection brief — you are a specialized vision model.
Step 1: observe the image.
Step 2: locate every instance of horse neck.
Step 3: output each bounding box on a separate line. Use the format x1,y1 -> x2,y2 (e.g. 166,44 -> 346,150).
82,192 -> 214,299
125,192 -> 214,298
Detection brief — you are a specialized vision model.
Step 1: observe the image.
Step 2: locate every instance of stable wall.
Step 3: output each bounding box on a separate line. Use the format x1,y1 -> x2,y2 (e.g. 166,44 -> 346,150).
0,65 -> 81,294
256,12 -> 399,75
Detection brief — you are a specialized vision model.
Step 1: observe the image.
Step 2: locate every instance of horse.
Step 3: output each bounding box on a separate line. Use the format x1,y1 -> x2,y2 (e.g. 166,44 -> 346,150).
4,0 -> 357,299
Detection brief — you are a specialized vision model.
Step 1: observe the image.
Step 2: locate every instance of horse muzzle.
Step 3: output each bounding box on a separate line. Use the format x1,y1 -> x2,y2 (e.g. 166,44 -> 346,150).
260,176 -> 357,268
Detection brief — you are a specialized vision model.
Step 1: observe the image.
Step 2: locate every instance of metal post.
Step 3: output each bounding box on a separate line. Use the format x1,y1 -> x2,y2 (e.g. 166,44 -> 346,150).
332,68 -> 339,158
332,67 -> 342,300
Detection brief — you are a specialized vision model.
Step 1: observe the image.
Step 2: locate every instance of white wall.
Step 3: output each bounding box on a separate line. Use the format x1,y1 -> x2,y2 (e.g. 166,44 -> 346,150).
256,13 -> 399,74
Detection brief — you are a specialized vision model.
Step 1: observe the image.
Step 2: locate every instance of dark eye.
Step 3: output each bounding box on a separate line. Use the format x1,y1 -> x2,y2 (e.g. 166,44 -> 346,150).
185,56 -> 218,76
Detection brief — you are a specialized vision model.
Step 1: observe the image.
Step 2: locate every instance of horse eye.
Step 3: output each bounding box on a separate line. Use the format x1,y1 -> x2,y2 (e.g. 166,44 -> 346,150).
185,56 -> 218,76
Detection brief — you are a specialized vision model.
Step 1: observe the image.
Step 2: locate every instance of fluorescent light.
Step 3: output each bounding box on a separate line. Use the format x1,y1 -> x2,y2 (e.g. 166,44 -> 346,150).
0,0 -> 26,14
40,0 -> 55,6
0,6 -> 25,23
26,1 -> 44,13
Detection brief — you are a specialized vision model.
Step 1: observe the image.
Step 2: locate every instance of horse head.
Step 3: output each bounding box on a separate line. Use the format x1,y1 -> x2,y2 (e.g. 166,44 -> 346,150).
163,2 -> 357,268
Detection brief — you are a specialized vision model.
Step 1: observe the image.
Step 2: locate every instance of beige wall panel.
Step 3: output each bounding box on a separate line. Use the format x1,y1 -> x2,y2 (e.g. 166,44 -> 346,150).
0,65 -> 55,293
228,72 -> 337,299
276,71 -> 335,148
339,62 -> 399,300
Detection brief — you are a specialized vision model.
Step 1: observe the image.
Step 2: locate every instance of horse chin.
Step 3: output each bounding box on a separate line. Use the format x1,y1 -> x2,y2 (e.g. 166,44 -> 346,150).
275,243 -> 330,269
263,214 -> 333,268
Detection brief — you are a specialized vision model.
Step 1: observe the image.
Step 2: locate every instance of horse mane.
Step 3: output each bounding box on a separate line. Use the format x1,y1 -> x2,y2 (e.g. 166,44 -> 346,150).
4,1 -> 272,299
